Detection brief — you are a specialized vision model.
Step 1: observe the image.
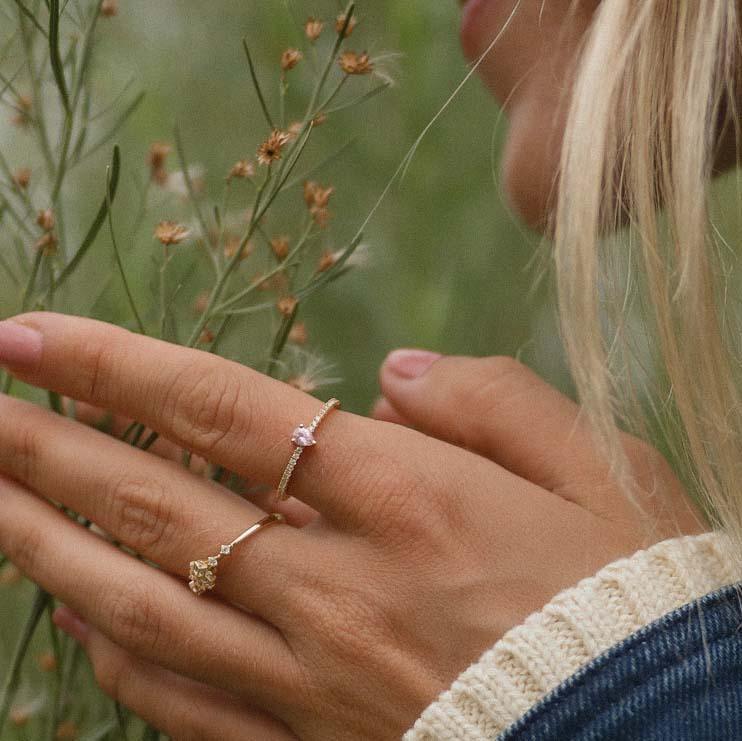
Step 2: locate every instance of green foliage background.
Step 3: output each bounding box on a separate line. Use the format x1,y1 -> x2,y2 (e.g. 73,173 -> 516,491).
2,1 -> 738,738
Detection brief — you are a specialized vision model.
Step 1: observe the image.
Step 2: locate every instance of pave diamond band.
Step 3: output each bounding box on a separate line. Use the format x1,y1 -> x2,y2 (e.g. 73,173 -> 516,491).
188,513 -> 285,595
277,398 -> 340,501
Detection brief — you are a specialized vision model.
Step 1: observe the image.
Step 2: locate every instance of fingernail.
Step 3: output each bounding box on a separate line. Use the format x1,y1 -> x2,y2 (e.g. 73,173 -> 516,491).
384,349 -> 442,380
53,606 -> 90,644
0,321 -> 42,369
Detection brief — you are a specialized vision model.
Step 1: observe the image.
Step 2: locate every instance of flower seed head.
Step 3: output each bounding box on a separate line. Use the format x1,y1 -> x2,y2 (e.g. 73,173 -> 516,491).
11,95 -> 32,127
318,249 -> 337,272
228,159 -> 255,180
336,12 -> 357,37
305,17 -> 324,42
303,181 -> 334,209
270,236 -> 290,260
339,51 -> 373,75
289,322 -> 308,345
12,168 -> 31,190
310,206 -> 331,228
312,113 -> 328,127
280,48 -> 303,72
257,130 -> 291,166
100,0 -> 118,17
148,141 -> 172,185
277,296 -> 299,317
38,652 -> 58,672
224,236 -> 253,260
36,209 -> 55,232
194,292 -> 210,314
154,221 -> 191,246
35,232 -> 58,256
198,328 -> 215,345
56,721 -> 79,740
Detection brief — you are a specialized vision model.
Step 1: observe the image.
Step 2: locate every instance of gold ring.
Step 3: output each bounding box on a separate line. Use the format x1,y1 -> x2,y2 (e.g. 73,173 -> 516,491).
189,513 -> 284,596
277,397 -> 340,501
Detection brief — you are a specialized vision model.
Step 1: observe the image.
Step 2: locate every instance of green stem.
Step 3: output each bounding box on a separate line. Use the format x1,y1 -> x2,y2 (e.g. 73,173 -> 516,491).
0,588 -> 51,737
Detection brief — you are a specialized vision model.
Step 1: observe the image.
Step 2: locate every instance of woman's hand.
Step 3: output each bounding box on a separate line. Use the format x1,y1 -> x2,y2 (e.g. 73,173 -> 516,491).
0,314 -> 701,740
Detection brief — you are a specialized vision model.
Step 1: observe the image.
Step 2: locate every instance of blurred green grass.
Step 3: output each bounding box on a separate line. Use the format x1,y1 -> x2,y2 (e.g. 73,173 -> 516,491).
3,1 -> 739,738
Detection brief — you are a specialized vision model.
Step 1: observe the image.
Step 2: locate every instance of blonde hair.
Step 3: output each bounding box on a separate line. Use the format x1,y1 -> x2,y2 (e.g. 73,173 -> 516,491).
555,2 -> 742,561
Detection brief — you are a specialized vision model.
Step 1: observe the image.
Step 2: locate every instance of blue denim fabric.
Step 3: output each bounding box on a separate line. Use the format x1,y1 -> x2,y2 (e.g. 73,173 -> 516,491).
499,583 -> 742,740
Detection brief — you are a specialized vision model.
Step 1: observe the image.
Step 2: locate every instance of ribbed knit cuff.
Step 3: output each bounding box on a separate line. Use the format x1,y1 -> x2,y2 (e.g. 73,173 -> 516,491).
405,532 -> 736,740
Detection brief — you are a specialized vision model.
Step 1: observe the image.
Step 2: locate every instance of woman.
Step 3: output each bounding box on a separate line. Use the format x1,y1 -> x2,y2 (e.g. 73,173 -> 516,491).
0,0 -> 740,738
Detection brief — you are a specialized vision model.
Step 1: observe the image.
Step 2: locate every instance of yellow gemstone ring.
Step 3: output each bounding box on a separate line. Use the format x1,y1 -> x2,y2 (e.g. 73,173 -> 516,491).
188,513 -> 285,596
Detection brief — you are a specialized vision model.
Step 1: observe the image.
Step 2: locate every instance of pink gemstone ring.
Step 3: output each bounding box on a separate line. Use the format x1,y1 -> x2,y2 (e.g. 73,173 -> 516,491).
277,398 -> 340,501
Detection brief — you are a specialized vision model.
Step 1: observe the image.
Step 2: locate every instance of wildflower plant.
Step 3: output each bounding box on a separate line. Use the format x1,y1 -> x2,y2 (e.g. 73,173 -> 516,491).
0,1 -> 389,737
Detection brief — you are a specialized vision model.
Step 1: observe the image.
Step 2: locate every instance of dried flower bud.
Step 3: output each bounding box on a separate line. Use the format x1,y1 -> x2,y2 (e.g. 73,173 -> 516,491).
35,232 -> 58,256
38,651 -> 58,672
194,292 -> 210,314
303,181 -> 334,209
154,221 -> 191,246
224,236 -> 253,260
10,706 -> 30,727
317,249 -> 337,272
280,48 -> 303,72
100,0 -> 118,17
198,328 -> 215,345
12,168 -> 31,190
339,51 -> 373,75
257,130 -> 291,166
287,121 -> 303,141
12,95 -> 32,126
36,209 -> 55,232
0,562 -> 21,586
288,322 -> 308,345
336,12 -> 357,37
148,141 -> 171,185
270,236 -> 290,260
311,207 -> 332,228
277,296 -> 298,317
313,113 -> 328,127
228,159 -> 255,180
56,720 -> 79,740
305,17 -> 324,42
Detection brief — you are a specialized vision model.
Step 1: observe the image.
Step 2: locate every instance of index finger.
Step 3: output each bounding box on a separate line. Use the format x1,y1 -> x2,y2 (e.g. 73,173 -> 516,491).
0,313 -> 485,528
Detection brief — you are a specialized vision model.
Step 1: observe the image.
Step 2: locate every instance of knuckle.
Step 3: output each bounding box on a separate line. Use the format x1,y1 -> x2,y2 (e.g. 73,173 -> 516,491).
163,364 -> 248,457
470,356 -> 534,414
107,584 -> 164,654
9,422 -> 41,485
5,524 -> 44,578
79,330 -> 121,401
107,474 -> 178,552
93,649 -> 134,703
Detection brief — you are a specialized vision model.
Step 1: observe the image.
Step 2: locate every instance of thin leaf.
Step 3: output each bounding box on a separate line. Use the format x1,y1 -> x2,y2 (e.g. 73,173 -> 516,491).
266,305 -> 299,377
55,145 -> 121,289
49,0 -> 71,113
78,717 -> 120,741
106,163 -> 146,334
242,38 -> 274,130
173,125 -> 212,249
295,233 -> 363,301
0,588 -> 51,736
323,81 -> 390,116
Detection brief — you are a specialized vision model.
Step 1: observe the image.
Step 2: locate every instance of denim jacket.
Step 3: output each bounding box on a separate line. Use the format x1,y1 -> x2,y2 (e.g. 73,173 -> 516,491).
500,584 -> 742,740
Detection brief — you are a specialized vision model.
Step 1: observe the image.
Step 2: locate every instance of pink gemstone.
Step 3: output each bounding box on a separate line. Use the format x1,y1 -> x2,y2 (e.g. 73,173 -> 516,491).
292,425 -> 316,447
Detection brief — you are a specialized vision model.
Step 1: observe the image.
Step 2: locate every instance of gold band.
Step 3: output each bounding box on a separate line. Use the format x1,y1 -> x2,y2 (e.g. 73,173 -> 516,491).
277,397 -> 340,501
189,513 -> 284,595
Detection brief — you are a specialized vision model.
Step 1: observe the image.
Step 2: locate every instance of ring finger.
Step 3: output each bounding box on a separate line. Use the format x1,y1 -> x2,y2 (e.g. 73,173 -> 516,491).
0,475 -> 300,713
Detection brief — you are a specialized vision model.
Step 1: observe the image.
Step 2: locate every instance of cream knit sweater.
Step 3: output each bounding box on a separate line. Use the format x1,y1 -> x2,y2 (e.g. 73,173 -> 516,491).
406,532 -> 737,740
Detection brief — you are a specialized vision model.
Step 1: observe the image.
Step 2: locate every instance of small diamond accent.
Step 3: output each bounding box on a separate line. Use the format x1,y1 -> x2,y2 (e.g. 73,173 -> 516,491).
220,544 -> 232,556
